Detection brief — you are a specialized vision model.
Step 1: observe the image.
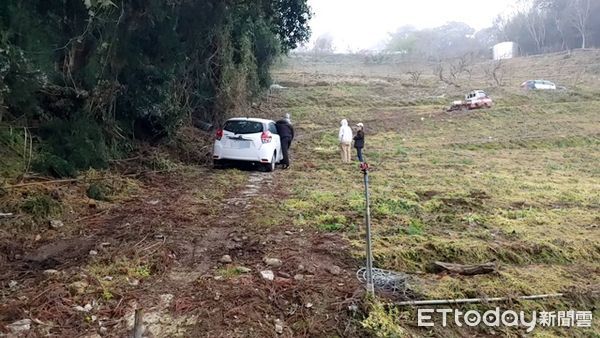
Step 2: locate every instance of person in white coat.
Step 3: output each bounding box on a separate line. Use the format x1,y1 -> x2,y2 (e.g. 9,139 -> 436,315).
338,119 -> 353,163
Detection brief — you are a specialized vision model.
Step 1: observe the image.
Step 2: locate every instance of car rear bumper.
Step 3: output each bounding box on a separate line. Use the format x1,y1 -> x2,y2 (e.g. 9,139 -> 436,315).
213,143 -> 276,163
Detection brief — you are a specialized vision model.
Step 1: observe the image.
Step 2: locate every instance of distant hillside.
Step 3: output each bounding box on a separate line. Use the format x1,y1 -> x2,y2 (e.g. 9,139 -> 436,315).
277,49 -> 600,89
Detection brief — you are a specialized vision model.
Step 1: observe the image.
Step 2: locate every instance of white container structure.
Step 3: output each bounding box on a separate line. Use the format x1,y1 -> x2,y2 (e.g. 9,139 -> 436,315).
493,42 -> 518,60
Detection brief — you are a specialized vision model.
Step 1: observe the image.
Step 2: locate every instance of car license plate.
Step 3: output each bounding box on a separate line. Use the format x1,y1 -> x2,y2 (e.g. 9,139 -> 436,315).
230,140 -> 251,149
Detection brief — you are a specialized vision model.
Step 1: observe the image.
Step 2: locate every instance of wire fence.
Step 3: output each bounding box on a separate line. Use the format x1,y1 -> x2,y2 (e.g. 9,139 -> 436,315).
357,267 -> 411,295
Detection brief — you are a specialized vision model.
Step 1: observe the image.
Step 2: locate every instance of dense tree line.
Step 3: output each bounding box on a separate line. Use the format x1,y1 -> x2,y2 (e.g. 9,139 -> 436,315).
0,0 -> 310,176
498,0 -> 600,54
386,0 -> 600,59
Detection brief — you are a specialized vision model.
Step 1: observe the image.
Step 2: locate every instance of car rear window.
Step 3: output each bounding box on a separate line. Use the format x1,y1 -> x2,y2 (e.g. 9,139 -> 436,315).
224,120 -> 263,134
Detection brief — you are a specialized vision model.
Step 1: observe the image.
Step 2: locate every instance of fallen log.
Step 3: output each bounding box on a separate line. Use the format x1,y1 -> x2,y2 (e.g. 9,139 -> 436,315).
433,261 -> 497,276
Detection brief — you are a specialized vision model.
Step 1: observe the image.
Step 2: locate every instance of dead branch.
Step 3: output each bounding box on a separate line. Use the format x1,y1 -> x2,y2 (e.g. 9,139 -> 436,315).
394,293 -> 565,306
4,178 -> 81,188
433,261 -> 497,276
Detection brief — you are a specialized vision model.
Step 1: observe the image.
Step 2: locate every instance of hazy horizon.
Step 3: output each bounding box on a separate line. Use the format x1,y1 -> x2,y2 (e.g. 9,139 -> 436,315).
306,0 -> 521,52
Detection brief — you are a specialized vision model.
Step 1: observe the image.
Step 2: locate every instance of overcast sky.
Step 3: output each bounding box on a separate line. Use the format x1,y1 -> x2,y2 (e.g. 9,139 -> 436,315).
306,0 -> 520,51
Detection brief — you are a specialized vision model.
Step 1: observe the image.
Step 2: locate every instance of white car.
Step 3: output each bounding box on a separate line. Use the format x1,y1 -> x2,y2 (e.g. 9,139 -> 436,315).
213,117 -> 283,171
521,80 -> 557,90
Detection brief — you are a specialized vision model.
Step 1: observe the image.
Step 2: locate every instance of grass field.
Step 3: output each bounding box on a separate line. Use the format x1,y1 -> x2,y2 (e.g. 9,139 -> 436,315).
270,50 -> 600,337
1,51 -> 598,337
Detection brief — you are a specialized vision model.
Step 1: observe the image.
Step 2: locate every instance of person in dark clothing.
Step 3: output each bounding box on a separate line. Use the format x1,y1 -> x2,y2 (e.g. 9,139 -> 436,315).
353,122 -> 365,162
275,114 -> 294,169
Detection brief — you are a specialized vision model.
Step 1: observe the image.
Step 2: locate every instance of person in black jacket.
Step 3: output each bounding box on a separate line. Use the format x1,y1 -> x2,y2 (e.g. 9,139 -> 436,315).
353,122 -> 365,162
275,114 -> 294,169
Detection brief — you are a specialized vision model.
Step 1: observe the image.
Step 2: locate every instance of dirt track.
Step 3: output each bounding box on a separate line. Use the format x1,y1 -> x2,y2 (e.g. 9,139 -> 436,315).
1,168 -> 363,337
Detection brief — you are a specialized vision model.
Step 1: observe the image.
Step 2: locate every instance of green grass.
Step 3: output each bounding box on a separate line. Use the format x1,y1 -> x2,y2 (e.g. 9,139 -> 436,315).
272,52 -> 600,336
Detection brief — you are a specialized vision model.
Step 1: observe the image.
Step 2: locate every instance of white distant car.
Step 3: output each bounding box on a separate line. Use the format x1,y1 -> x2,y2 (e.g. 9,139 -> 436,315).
213,117 -> 283,171
521,80 -> 557,90
447,90 -> 493,112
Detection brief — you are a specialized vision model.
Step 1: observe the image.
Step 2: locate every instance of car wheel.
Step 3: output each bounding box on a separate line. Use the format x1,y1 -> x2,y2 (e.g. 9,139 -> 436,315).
264,152 -> 276,172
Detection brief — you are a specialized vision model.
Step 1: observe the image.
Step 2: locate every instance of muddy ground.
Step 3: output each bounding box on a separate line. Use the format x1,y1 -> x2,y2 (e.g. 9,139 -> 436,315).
1,168 -> 366,337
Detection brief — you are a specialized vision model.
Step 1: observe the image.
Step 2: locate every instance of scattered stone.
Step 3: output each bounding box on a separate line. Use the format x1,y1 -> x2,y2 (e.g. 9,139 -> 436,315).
74,303 -> 93,312
326,265 -> 342,275
69,281 -> 89,295
214,276 -> 224,281
284,231 -> 293,235
214,292 -> 221,301
89,250 -> 98,256
263,257 -> 282,267
219,255 -> 232,263
274,319 -> 284,334
6,319 -> 31,333
159,294 -> 174,307
293,274 -> 304,281
103,276 -> 113,281
49,220 -> 64,229
298,264 -> 305,271
348,304 -> 359,312
260,270 -> 275,281
100,242 -> 111,247
147,199 -> 160,205
278,271 -> 291,278
233,237 -> 242,242
128,278 -> 139,286
43,269 -> 59,276
9,280 -> 18,289
34,234 -> 42,241
236,266 -> 251,273
242,236 -> 248,240
305,302 -> 313,308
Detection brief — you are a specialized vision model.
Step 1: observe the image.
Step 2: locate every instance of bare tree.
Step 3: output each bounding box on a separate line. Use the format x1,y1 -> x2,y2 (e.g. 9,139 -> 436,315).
526,8 -> 547,52
434,63 -> 461,88
483,60 -> 505,86
569,0 -> 591,48
312,34 -> 335,54
406,71 -> 422,86
451,54 -> 473,80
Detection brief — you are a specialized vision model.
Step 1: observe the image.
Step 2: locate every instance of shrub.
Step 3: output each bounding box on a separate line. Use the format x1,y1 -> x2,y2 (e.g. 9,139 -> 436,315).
86,183 -> 110,201
34,116 -> 109,177
21,194 -> 61,219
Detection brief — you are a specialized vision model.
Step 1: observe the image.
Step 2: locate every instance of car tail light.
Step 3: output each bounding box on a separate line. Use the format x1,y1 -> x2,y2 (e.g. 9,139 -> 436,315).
215,128 -> 223,140
261,131 -> 272,144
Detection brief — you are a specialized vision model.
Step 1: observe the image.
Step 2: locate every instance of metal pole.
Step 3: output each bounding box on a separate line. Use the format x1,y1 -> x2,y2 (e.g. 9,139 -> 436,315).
362,163 -> 374,294
393,293 -> 565,306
